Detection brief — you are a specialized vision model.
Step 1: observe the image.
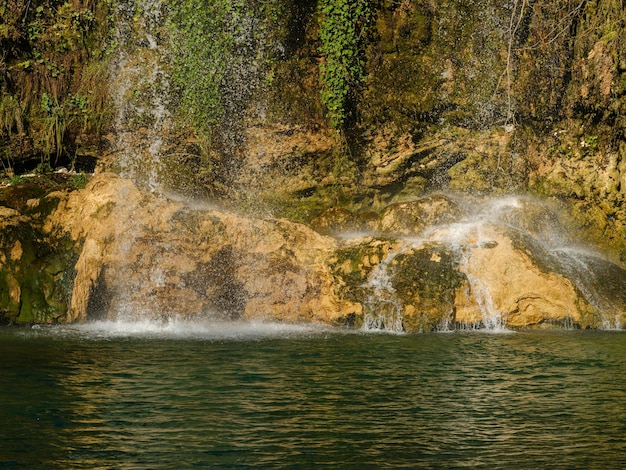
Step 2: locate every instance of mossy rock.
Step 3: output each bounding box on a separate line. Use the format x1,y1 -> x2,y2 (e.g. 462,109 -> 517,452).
0,217 -> 77,324
0,183 -> 47,212
390,244 -> 465,332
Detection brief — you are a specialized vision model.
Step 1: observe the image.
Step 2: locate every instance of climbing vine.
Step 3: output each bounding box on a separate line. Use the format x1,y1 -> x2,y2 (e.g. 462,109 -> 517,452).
318,0 -> 373,130
168,0 -> 237,134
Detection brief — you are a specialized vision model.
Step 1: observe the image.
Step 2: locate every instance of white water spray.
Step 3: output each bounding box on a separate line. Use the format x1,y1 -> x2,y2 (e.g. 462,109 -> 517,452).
358,194 -> 626,332
110,0 -> 172,194
362,248 -> 405,333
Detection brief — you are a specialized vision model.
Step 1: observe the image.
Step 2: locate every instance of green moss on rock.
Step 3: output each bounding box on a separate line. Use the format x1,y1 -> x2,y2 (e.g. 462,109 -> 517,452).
391,244 -> 465,332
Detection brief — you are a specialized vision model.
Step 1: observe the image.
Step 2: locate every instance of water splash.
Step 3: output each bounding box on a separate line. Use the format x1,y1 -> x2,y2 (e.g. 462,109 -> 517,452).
26,319 -> 325,341
362,249 -> 405,333
464,272 -> 506,331
360,194 -> 626,331
551,247 -> 626,330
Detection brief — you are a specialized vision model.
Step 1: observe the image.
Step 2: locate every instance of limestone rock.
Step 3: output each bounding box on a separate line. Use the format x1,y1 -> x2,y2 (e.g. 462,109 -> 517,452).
3,172 -> 625,331
47,173 -> 360,324
379,194 -> 459,236
456,225 -> 599,329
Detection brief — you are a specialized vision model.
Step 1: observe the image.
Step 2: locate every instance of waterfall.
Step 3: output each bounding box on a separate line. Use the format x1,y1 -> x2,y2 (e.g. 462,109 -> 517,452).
362,249 -> 405,333
359,194 -> 626,332
110,0 -> 172,194
551,247 -> 626,330
90,2 -> 625,330
463,272 -> 506,331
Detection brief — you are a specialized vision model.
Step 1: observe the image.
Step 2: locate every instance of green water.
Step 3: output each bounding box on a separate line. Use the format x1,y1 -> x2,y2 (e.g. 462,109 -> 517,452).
1,321 -> 625,469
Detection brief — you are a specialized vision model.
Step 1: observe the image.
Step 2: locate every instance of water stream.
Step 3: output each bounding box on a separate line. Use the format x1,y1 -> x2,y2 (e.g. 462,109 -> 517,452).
110,0 -> 171,193
362,249 -> 405,332
361,195 -> 626,333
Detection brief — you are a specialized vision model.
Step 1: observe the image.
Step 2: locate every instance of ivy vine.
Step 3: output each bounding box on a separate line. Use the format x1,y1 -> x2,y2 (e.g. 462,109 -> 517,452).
318,0 -> 373,130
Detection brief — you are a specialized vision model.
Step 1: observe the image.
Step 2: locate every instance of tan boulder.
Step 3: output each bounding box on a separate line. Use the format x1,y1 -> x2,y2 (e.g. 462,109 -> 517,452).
46,173 -> 359,324
456,225 -> 600,328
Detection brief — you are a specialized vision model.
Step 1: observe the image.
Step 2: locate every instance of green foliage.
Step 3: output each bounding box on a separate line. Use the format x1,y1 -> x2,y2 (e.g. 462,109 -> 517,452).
34,161 -> 53,174
168,0 -> 233,132
8,175 -> 23,186
581,135 -> 598,156
168,0 -> 283,138
40,93 -> 66,161
67,172 -> 89,190
1,0 -> 113,167
318,0 -> 373,130
0,93 -> 24,135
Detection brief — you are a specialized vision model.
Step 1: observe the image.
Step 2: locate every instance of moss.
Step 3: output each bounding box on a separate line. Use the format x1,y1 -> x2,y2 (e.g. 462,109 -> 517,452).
391,244 -> 465,332
0,273 -> 21,322
0,214 -> 77,324
0,182 -> 47,211
331,245 -> 373,287
329,240 -> 396,315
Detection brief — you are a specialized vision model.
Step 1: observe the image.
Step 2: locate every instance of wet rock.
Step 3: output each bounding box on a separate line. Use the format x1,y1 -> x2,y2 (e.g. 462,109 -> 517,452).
311,207 -> 378,236
379,194 -> 459,236
391,244 -> 465,332
3,172 -> 625,331
0,205 -> 74,324
456,225 -> 601,329
46,173 -> 360,324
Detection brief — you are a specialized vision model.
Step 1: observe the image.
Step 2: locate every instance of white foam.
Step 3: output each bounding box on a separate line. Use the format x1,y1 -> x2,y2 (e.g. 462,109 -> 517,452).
40,319 -> 326,341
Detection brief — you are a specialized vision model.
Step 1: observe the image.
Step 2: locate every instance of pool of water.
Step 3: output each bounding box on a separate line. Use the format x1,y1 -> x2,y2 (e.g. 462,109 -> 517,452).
1,321 -> 625,468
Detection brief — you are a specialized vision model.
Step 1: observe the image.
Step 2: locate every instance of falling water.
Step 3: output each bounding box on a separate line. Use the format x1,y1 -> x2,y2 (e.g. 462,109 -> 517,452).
551,247 -> 626,330
110,0 -> 172,193
362,249 -> 405,333
360,194 -> 626,332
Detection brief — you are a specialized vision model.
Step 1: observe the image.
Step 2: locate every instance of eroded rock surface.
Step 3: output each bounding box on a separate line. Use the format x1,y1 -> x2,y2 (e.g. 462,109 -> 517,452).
46,173 -> 358,324
2,174 -> 625,330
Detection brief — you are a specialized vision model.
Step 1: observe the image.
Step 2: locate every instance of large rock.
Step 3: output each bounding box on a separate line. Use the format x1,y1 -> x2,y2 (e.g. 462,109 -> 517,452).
1,173 -> 623,331
0,198 -> 75,324
331,199 -> 626,331
46,173 -> 359,324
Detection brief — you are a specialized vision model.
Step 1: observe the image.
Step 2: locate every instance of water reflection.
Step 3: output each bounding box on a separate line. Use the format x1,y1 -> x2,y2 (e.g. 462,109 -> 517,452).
1,328 -> 625,468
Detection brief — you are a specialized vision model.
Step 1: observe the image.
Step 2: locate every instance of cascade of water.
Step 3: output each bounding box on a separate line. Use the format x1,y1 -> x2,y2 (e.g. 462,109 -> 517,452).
426,221 -> 508,331
362,249 -> 405,333
464,272 -> 506,331
550,247 -> 626,330
102,0 -> 174,321
344,193 -> 626,332
110,0 -> 172,194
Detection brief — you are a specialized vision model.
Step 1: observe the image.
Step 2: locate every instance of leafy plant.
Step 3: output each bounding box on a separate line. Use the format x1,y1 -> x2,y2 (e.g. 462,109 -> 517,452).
68,172 -> 89,190
0,93 -> 24,135
40,93 -> 67,162
34,161 -> 53,174
318,0 -> 373,130
1,0 -> 113,168
8,175 -> 23,186
167,0 -> 283,139
580,135 -> 598,156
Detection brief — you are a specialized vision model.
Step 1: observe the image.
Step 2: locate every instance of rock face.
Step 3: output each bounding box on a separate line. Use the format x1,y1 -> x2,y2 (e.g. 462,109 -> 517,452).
329,195 -> 626,331
3,1 -> 626,331
0,187 -> 76,324
45,173 -> 358,324
0,177 -> 609,330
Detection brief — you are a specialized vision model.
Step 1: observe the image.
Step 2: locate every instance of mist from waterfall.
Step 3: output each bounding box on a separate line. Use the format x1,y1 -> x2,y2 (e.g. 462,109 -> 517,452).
360,194 -> 626,333
110,0 -> 171,194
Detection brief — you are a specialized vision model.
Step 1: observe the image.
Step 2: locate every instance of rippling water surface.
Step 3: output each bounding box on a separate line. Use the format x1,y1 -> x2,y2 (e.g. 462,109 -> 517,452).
1,321 -> 625,468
